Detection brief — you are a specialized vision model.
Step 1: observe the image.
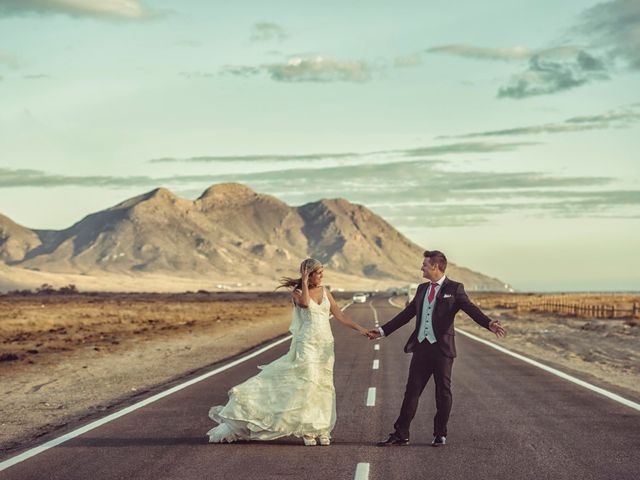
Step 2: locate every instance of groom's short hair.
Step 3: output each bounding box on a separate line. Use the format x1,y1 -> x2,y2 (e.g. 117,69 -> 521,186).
423,250 -> 447,272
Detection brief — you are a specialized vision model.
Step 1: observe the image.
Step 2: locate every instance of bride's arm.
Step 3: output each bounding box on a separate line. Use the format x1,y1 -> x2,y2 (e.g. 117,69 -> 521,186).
327,290 -> 369,336
292,266 -> 312,308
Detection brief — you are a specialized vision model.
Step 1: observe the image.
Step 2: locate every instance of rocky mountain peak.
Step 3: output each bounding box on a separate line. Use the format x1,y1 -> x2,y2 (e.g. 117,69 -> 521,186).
197,183 -> 256,201
0,183 -> 510,291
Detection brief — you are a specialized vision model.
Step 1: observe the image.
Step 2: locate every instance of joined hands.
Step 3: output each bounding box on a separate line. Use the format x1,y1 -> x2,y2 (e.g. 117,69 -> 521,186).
366,329 -> 380,340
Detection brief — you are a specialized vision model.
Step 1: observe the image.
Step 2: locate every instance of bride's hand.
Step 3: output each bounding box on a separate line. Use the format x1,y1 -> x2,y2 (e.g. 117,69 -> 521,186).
301,266 -> 310,286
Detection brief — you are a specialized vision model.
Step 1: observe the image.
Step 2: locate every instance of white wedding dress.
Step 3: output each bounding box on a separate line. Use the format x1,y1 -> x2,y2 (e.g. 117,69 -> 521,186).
207,287 -> 337,442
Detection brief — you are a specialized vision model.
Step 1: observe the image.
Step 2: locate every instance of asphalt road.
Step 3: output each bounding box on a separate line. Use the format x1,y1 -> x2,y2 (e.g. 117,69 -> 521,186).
1,297 -> 639,480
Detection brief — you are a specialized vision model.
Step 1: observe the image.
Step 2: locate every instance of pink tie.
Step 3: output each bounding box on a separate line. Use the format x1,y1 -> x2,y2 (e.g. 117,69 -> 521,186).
428,283 -> 438,303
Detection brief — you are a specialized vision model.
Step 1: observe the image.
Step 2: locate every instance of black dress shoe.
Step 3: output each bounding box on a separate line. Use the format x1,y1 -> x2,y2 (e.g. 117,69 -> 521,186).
431,435 -> 446,447
376,433 -> 409,446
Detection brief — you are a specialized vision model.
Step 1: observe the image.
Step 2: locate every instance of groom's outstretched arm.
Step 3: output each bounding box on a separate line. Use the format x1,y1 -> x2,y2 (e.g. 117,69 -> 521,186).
377,288 -> 420,338
456,283 -> 507,337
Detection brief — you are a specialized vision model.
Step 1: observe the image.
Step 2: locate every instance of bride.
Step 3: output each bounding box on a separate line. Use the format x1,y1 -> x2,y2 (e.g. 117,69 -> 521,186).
207,258 -> 371,446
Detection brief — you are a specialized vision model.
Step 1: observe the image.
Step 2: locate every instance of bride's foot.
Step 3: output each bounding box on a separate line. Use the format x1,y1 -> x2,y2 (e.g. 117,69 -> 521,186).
208,423 -> 237,443
318,435 -> 331,446
303,435 -> 317,446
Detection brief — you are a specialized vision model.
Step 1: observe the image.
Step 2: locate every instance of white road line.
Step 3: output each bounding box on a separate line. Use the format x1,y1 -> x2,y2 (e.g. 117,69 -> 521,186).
455,328 -> 640,412
388,297 -> 403,308
369,301 -> 379,326
354,462 -> 370,480
0,335 -> 292,472
366,387 -> 377,406
386,297 -> 640,413
372,359 -> 380,370
1,304 -> 354,472
374,344 -> 380,351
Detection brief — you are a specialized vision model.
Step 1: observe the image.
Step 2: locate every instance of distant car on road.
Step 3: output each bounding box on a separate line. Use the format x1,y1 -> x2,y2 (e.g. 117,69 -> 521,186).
352,293 -> 367,303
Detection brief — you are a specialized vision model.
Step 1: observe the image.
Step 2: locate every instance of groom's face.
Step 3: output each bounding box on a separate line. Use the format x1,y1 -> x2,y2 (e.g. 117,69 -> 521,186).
421,257 -> 440,281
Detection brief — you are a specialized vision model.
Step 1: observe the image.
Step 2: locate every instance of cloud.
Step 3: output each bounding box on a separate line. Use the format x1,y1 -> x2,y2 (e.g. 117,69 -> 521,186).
427,44 -> 590,63
219,162 -> 610,196
497,51 -> 609,99
218,55 -> 373,83
0,0 -> 149,20
149,141 -> 536,165
427,44 -> 534,61
3,158 -> 636,228
440,106 -> 640,139
149,151 -> 359,164
188,161 -> 634,226
379,189 -> 640,227
219,65 -> 261,78
399,141 -> 537,157
575,0 -> 640,70
0,50 -> 20,69
426,1 -> 640,99
565,108 -> 640,124
427,43 -> 611,98
179,71 -> 215,79
264,56 -> 372,83
250,22 -> 288,42
0,167 -> 156,188
394,53 -> 423,68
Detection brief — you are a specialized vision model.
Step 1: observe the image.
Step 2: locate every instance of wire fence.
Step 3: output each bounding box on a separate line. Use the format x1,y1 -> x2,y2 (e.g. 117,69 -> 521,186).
485,299 -> 640,319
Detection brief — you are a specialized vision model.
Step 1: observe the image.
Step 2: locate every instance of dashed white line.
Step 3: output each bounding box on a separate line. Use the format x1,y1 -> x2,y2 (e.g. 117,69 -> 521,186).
366,387 -> 377,406
374,344 -> 380,351
372,359 -> 380,370
354,462 -> 370,480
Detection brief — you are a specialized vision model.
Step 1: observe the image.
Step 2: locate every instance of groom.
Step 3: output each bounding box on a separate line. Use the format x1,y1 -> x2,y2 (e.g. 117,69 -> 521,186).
368,250 -> 506,447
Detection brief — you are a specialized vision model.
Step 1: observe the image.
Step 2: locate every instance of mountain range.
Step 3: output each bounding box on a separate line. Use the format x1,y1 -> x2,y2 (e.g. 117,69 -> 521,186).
0,183 -> 509,292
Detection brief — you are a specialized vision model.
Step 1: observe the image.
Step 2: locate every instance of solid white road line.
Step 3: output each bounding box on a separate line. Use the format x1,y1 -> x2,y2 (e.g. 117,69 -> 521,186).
374,344 -> 380,351
385,297 -> 640,413
1,304 -> 354,472
366,387 -> 377,406
455,328 -> 640,412
354,462 -> 370,480
372,359 -> 380,370
0,335 -> 293,472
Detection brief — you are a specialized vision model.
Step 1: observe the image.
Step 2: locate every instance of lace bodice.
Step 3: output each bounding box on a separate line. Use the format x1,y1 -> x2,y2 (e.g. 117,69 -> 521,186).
292,288 -> 333,344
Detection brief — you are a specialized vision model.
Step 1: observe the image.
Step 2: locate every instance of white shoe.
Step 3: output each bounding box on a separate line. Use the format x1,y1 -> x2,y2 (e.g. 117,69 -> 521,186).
208,423 -> 236,443
303,435 -> 317,446
318,435 -> 331,446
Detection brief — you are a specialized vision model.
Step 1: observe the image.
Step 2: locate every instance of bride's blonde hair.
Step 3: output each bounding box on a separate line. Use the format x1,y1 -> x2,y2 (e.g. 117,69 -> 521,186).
278,258 -> 323,290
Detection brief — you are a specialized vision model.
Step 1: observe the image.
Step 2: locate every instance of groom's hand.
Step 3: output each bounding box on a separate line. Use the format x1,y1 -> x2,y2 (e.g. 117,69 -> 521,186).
489,319 -> 506,338
367,329 -> 380,340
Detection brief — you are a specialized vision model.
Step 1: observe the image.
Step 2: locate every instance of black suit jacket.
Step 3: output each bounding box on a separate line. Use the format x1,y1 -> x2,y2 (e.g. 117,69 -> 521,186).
381,278 -> 492,358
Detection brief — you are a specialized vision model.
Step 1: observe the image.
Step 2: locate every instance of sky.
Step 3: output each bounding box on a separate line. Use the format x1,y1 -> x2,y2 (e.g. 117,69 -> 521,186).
0,0 -> 639,291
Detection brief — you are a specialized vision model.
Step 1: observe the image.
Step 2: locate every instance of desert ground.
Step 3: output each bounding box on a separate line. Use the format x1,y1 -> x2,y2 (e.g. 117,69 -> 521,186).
455,292 -> 640,400
0,291 -> 297,454
1,291 -> 638,455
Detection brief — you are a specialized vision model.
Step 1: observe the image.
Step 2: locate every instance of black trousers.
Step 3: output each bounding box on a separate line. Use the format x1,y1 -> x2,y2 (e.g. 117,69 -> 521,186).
393,340 -> 454,438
